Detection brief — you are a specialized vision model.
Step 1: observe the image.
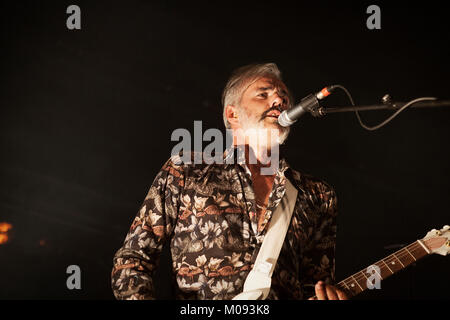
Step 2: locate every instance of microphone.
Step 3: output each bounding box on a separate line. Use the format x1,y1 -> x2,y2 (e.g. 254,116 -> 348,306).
278,86 -> 335,127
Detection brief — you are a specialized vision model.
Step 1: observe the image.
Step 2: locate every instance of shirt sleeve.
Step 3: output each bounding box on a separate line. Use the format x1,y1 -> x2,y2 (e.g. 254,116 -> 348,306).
111,158 -> 184,300
299,180 -> 338,298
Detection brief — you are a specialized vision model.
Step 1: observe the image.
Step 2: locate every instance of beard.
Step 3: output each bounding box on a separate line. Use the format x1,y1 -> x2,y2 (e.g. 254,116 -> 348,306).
237,107 -> 291,146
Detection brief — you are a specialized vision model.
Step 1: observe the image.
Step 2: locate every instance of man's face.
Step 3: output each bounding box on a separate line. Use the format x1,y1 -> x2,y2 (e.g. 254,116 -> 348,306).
237,76 -> 291,144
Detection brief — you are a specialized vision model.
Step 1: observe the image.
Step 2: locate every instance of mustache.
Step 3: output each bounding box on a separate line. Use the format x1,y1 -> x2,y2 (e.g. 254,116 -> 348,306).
259,105 -> 283,122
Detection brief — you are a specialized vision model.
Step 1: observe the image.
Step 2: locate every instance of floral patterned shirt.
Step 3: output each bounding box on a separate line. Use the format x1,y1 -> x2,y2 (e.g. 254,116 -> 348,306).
111,149 -> 338,300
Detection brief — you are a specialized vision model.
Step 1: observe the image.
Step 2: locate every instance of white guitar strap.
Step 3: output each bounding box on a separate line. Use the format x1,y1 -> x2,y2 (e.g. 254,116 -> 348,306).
233,178 -> 298,300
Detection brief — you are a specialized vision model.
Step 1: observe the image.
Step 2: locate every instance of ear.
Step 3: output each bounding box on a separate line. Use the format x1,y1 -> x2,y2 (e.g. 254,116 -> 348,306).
225,105 -> 240,128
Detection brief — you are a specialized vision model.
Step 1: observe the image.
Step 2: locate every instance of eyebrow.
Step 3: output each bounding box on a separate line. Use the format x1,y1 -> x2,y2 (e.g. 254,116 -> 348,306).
256,86 -> 274,92
256,86 -> 288,97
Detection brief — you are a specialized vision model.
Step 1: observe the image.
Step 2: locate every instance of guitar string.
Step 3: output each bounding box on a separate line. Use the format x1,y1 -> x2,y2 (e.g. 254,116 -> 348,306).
309,241 -> 425,298
340,241 -> 422,288
338,241 -> 426,291
310,238 -> 442,298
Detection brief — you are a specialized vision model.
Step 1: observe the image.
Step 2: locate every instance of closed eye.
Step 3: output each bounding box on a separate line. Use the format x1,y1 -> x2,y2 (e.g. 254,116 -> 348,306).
257,92 -> 267,98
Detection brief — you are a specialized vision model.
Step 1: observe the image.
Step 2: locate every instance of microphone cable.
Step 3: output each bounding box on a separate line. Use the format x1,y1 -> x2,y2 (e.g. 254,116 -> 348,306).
330,84 -> 437,131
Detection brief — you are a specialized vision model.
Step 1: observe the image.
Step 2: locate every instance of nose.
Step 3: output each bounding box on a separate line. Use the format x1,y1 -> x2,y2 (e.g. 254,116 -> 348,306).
271,92 -> 287,110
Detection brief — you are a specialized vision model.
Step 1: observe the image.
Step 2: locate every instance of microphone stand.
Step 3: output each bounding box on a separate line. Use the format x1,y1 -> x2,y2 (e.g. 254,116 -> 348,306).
314,96 -> 450,117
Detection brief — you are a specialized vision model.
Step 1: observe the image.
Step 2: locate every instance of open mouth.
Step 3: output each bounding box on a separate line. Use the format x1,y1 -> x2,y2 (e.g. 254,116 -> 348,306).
266,110 -> 281,118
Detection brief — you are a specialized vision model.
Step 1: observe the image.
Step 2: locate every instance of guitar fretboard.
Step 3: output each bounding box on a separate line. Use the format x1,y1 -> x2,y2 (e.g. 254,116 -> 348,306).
335,240 -> 429,297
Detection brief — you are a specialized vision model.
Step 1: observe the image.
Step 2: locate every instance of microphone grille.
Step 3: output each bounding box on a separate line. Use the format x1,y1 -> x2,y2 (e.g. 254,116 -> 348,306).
278,111 -> 296,127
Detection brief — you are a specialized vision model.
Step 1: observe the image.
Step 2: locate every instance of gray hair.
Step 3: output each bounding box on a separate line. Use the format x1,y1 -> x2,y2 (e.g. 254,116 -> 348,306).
221,63 -> 287,129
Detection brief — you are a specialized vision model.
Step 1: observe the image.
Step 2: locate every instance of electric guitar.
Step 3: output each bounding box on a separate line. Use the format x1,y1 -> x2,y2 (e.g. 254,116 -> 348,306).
310,225 -> 450,299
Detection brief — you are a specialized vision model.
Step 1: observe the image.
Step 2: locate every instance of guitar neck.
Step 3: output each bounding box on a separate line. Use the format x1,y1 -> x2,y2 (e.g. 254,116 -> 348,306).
335,239 -> 430,298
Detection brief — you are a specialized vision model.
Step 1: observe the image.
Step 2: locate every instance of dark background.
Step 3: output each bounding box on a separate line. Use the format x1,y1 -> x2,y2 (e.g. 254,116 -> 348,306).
1,1 -> 449,300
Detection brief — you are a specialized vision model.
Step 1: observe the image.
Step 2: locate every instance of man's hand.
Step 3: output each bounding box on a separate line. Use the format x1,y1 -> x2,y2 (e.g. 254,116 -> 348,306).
308,281 -> 349,300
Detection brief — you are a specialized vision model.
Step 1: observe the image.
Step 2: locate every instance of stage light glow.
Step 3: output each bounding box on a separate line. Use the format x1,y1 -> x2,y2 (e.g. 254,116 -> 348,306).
0,222 -> 12,245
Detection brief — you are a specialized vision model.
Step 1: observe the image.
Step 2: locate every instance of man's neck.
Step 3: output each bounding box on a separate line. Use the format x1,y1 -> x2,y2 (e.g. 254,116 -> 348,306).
233,144 -> 277,173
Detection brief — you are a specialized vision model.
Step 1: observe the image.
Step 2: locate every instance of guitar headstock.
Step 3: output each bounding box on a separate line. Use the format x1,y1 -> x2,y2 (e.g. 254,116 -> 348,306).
422,225 -> 450,256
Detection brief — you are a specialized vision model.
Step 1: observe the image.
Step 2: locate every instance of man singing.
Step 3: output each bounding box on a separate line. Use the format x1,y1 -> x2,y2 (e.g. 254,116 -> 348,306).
111,63 -> 348,300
